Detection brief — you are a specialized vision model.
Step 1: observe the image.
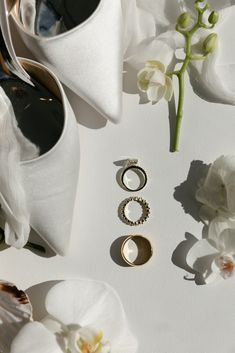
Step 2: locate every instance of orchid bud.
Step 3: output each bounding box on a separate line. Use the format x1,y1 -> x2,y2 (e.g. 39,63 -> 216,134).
208,11 -> 219,25
177,12 -> 192,29
203,33 -> 218,54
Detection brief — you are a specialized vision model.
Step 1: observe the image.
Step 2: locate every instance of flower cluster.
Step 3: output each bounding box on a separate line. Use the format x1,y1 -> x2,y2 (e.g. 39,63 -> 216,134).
1,279 -> 137,353
187,156 -> 235,284
123,0 -> 235,152
136,0 -> 219,152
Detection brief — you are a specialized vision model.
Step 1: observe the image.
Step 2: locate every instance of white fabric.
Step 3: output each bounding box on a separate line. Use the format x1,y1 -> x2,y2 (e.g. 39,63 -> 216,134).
0,88 -> 35,249
14,0 -> 123,123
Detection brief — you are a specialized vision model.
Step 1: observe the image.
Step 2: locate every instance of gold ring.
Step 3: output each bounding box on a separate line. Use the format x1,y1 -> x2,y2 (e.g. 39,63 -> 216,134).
120,159 -> 147,192
119,197 -> 150,226
121,235 -> 153,266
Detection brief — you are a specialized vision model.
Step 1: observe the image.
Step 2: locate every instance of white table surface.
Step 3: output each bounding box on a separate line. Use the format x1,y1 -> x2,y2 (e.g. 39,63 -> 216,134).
3,14 -> 235,353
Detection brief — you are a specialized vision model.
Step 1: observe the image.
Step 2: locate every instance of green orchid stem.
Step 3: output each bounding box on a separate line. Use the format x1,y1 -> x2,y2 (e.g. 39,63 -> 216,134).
174,73 -> 185,152
172,35 -> 191,152
171,0 -> 216,152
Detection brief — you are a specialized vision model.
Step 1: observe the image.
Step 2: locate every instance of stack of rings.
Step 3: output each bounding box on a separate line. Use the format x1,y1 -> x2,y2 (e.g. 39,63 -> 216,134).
116,160 -> 153,267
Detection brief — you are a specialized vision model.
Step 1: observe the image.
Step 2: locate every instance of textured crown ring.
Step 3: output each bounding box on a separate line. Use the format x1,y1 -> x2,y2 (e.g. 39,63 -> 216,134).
119,197 -> 150,226
121,235 -> 153,266
121,159 -> 147,192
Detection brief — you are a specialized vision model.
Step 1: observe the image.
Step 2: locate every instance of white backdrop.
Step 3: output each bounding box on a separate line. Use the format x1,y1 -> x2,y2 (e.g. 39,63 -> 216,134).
3,14 -> 235,353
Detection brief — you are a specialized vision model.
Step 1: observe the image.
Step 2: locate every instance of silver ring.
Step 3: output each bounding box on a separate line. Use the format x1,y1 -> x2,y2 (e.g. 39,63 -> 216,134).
121,235 -> 153,266
119,197 -> 150,226
121,159 -> 147,192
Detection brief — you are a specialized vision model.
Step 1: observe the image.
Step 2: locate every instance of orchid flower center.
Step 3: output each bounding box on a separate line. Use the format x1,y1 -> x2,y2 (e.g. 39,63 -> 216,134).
77,331 -> 104,353
218,254 -> 235,278
64,325 -> 110,353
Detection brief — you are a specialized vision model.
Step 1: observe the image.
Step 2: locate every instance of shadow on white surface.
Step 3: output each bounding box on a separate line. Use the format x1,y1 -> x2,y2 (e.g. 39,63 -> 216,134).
174,160 -> 209,222
28,229 -> 57,258
26,280 -> 60,321
110,236 -> 130,267
172,232 -> 206,285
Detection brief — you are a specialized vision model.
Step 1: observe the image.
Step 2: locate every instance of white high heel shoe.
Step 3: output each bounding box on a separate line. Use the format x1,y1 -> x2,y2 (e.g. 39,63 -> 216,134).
11,0 -> 123,123
19,58 -> 79,255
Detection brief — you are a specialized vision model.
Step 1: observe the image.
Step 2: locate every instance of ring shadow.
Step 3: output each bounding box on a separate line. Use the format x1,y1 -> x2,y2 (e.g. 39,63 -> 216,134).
114,159 -> 131,191
110,236 -> 130,267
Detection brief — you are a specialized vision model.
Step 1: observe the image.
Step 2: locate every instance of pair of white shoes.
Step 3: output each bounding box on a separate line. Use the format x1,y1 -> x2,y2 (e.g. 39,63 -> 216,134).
1,0 -> 123,255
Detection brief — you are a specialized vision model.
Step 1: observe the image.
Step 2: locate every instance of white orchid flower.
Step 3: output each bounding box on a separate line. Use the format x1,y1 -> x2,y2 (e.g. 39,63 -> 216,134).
187,216 -> 235,283
10,279 -> 138,353
0,280 -> 32,353
122,0 -> 235,106
196,155 -> 235,223
137,60 -> 173,102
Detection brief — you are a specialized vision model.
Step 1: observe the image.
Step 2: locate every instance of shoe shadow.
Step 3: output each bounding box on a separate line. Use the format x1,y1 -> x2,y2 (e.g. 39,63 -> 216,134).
27,229 -> 57,258
26,280 -> 60,320
0,226 -> 56,258
174,160 -> 209,222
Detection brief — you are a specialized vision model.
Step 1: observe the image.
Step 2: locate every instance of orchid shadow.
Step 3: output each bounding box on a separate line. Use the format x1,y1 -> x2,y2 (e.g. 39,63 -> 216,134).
174,160 -> 209,222
172,232 -> 215,285
26,280 -> 61,321
172,160 -> 214,285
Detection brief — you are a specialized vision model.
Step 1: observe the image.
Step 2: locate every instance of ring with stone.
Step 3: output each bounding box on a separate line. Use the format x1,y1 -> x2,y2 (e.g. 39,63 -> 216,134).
121,159 -> 147,192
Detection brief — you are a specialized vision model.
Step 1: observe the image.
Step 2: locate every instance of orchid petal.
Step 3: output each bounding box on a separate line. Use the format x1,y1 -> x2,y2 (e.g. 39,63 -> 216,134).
188,3 -> 235,108
164,76 -> 174,101
146,60 -> 166,72
147,84 -> 166,102
208,216 -> 229,247
182,0 -> 235,15
204,271 -> 222,284
137,68 -> 153,91
150,69 -> 166,85
189,50 -> 235,106
45,280 -> 138,353
137,0 -> 181,30
0,281 -> 32,353
10,322 -> 62,353
125,30 -> 184,71
122,0 -> 156,58
225,171 -> 235,213
198,205 -> 217,225
186,238 -> 218,273
219,229 -> 235,253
